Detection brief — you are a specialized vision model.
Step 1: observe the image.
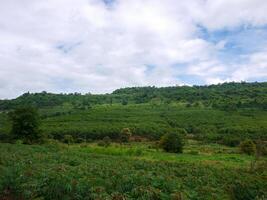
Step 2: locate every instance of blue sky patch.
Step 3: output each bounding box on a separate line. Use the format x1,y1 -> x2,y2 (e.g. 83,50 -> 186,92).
56,41 -> 82,54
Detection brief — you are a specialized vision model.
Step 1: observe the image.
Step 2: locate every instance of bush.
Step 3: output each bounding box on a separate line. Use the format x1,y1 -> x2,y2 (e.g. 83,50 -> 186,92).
63,135 -> 74,145
119,128 -> 132,143
160,132 -> 184,153
102,136 -> 111,147
97,140 -> 105,147
239,139 -> 256,155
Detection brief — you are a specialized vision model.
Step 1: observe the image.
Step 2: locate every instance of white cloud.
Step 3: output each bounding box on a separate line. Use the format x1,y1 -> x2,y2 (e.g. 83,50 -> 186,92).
196,0 -> 267,30
231,51 -> 267,81
0,0 -> 267,98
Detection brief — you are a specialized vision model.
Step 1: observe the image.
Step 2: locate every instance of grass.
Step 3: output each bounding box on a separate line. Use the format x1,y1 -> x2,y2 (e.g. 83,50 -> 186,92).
0,141 -> 266,200
75,141 -> 258,168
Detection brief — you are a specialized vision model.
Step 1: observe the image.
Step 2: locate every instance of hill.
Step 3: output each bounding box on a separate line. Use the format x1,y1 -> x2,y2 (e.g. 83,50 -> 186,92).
1,82 -> 267,111
0,82 -> 267,144
0,82 -> 267,199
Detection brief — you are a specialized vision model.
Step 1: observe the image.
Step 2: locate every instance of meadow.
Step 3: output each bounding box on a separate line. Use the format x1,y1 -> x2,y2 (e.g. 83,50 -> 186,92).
1,141 -> 266,200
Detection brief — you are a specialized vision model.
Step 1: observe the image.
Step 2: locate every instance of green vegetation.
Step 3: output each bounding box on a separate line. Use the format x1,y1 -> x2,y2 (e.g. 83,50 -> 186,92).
8,106 -> 42,144
160,132 -> 184,153
63,135 -> 74,145
0,82 -> 266,145
119,128 -> 132,143
0,142 -> 266,200
1,82 -> 267,111
239,139 -> 256,155
0,82 -> 266,199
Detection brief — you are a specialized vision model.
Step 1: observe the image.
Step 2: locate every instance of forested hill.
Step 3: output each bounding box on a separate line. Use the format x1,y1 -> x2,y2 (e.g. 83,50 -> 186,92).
1,82 -> 267,110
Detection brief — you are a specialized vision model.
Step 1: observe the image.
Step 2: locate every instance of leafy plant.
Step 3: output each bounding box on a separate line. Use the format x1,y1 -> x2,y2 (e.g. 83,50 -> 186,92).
160,132 -> 184,153
63,135 -> 74,145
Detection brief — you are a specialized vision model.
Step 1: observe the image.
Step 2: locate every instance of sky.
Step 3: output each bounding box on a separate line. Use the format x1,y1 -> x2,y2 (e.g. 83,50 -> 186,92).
0,0 -> 267,99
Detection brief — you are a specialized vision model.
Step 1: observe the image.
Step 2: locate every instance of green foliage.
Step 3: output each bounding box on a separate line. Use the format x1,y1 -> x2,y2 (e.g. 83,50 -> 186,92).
102,136 -> 111,147
120,128 -> 132,143
188,150 -> 199,155
239,139 -> 256,155
122,98 -> 128,105
0,82 -> 266,199
63,134 -> 74,144
0,82 -> 267,144
255,140 -> 267,156
8,106 -> 42,144
97,140 -> 105,147
229,180 -> 266,200
221,136 -> 241,147
75,137 -> 86,143
160,132 -> 184,153
0,143 -> 266,199
1,82 -> 267,111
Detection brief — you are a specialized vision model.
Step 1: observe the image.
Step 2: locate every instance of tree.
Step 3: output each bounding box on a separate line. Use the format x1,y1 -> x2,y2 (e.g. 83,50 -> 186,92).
9,106 -> 42,144
160,132 -> 184,153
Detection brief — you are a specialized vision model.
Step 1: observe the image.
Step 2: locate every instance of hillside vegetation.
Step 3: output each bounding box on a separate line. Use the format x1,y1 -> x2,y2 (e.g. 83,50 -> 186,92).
0,82 -> 267,199
1,82 -> 267,110
0,82 -> 267,144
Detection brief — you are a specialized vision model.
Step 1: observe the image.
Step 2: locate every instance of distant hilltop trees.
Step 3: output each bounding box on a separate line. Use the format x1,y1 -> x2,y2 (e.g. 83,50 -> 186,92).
0,81 -> 267,111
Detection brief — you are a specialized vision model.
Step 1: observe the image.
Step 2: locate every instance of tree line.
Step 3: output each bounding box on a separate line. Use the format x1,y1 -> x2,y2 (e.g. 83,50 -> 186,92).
0,82 -> 267,110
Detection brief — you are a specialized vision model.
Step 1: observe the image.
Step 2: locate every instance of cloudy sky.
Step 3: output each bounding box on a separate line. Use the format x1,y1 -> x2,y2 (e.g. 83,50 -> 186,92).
1,0 -> 267,99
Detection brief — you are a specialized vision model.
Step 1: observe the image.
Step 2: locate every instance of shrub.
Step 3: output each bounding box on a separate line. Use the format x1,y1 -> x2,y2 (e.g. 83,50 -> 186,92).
160,132 -> 184,153
239,139 -> 256,155
97,140 -> 105,147
102,136 -> 111,147
119,128 -> 132,143
63,135 -> 74,145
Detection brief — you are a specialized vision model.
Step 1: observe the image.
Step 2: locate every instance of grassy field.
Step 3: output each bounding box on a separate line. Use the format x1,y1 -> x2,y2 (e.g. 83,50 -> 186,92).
0,141 -> 266,200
